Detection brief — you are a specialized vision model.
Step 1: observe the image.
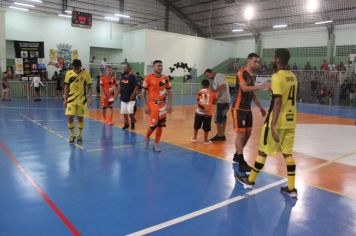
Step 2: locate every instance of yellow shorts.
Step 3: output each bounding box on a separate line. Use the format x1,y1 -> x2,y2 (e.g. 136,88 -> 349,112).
259,124 -> 295,156
65,104 -> 87,117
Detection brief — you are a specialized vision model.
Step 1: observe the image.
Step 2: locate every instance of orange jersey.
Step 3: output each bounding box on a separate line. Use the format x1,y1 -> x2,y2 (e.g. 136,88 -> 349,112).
100,75 -> 118,96
196,88 -> 217,116
142,73 -> 172,103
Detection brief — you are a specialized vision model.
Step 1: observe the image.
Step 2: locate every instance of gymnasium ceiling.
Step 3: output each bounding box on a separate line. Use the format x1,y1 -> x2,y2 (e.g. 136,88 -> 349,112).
1,0 -> 356,39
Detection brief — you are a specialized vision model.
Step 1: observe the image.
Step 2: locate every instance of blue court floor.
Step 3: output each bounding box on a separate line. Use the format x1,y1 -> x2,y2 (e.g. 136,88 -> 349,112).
0,97 -> 356,235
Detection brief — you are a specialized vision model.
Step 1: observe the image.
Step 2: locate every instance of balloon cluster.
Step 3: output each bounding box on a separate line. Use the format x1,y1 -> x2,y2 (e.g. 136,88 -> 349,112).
169,62 -> 193,81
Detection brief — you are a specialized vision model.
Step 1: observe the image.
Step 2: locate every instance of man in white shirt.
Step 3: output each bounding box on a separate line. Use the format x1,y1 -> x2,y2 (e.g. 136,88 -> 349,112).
204,69 -> 231,141
349,50 -> 356,64
31,76 -> 44,101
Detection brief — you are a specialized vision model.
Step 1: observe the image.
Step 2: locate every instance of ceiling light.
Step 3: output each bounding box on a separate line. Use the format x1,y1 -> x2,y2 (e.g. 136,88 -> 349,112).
58,14 -> 71,18
306,0 -> 318,13
105,16 -> 119,21
24,0 -> 42,2
315,20 -> 333,25
9,6 -> 29,11
244,5 -> 254,21
234,22 -> 247,27
273,24 -> 288,29
14,2 -> 35,8
65,10 -> 72,14
232,29 -> 244,32
115,13 -> 130,18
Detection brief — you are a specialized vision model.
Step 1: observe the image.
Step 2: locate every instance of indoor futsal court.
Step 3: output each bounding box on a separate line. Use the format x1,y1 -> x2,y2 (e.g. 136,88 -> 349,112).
1,0 -> 356,236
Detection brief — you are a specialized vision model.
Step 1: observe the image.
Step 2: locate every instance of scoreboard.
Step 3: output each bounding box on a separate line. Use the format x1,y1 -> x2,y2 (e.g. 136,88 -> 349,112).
72,11 -> 92,28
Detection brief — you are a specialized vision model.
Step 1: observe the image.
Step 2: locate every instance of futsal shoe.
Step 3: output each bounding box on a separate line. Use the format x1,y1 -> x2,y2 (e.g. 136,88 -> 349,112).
238,159 -> 252,174
210,135 -> 226,141
153,143 -> 162,152
69,136 -> 76,144
235,173 -> 254,189
280,186 -> 298,198
77,136 -> 82,144
122,123 -> 129,130
233,153 -> 243,163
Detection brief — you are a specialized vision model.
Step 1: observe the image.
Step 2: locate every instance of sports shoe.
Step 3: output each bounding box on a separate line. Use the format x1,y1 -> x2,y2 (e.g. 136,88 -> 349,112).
238,158 -> 252,173
69,136 -> 76,144
191,137 -> 198,142
235,172 -> 254,189
233,153 -> 243,163
131,122 -> 135,129
203,140 -> 212,144
210,135 -> 226,141
122,123 -> 129,130
153,143 -> 162,152
280,186 -> 298,198
210,135 -> 221,141
77,136 -> 82,144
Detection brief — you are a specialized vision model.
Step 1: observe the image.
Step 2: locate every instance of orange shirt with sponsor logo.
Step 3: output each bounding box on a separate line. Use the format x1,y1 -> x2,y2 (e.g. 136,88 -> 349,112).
142,73 -> 172,102
196,88 -> 217,116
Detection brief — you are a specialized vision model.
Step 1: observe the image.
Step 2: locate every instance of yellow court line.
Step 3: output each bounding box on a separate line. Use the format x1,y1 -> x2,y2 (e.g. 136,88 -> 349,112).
19,113 -> 85,150
87,144 -> 134,153
305,150 -> 356,172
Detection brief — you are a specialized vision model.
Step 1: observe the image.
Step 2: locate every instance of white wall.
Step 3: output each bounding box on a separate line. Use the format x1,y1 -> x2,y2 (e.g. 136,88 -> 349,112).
143,30 -> 237,75
261,27 -> 329,48
90,47 -> 123,64
335,23 -> 356,46
122,30 -> 146,63
0,9 -> 5,71
231,24 -> 356,52
234,38 -> 256,58
5,9 -> 131,75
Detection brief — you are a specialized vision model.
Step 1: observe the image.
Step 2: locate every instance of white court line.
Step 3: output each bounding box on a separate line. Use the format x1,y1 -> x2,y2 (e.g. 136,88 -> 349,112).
127,179 -> 287,236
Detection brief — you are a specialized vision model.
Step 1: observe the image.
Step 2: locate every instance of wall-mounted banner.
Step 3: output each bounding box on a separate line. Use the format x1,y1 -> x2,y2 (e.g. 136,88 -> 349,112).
15,58 -> 24,75
14,41 -> 45,77
48,44 -> 79,69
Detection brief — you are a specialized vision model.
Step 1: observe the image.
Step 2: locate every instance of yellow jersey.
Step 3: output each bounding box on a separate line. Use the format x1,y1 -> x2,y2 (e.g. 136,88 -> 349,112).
267,70 -> 298,129
64,69 -> 93,105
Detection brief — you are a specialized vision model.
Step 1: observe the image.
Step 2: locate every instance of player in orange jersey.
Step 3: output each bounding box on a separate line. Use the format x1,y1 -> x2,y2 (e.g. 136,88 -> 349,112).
100,66 -> 119,125
141,60 -> 173,152
192,79 -> 218,144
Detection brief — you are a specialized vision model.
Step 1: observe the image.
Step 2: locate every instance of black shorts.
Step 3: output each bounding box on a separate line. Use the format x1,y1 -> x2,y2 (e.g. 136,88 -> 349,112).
194,114 -> 212,132
35,87 -> 40,92
215,103 -> 230,124
232,109 -> 253,132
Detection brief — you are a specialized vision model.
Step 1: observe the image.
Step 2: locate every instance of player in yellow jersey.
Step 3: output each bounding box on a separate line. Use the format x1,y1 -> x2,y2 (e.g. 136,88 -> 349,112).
235,48 -> 299,198
63,59 -> 93,144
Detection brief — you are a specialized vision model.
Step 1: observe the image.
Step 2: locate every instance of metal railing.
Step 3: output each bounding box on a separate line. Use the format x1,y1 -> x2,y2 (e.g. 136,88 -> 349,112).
3,70 -> 356,107
171,83 -> 201,95
4,81 -> 57,98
